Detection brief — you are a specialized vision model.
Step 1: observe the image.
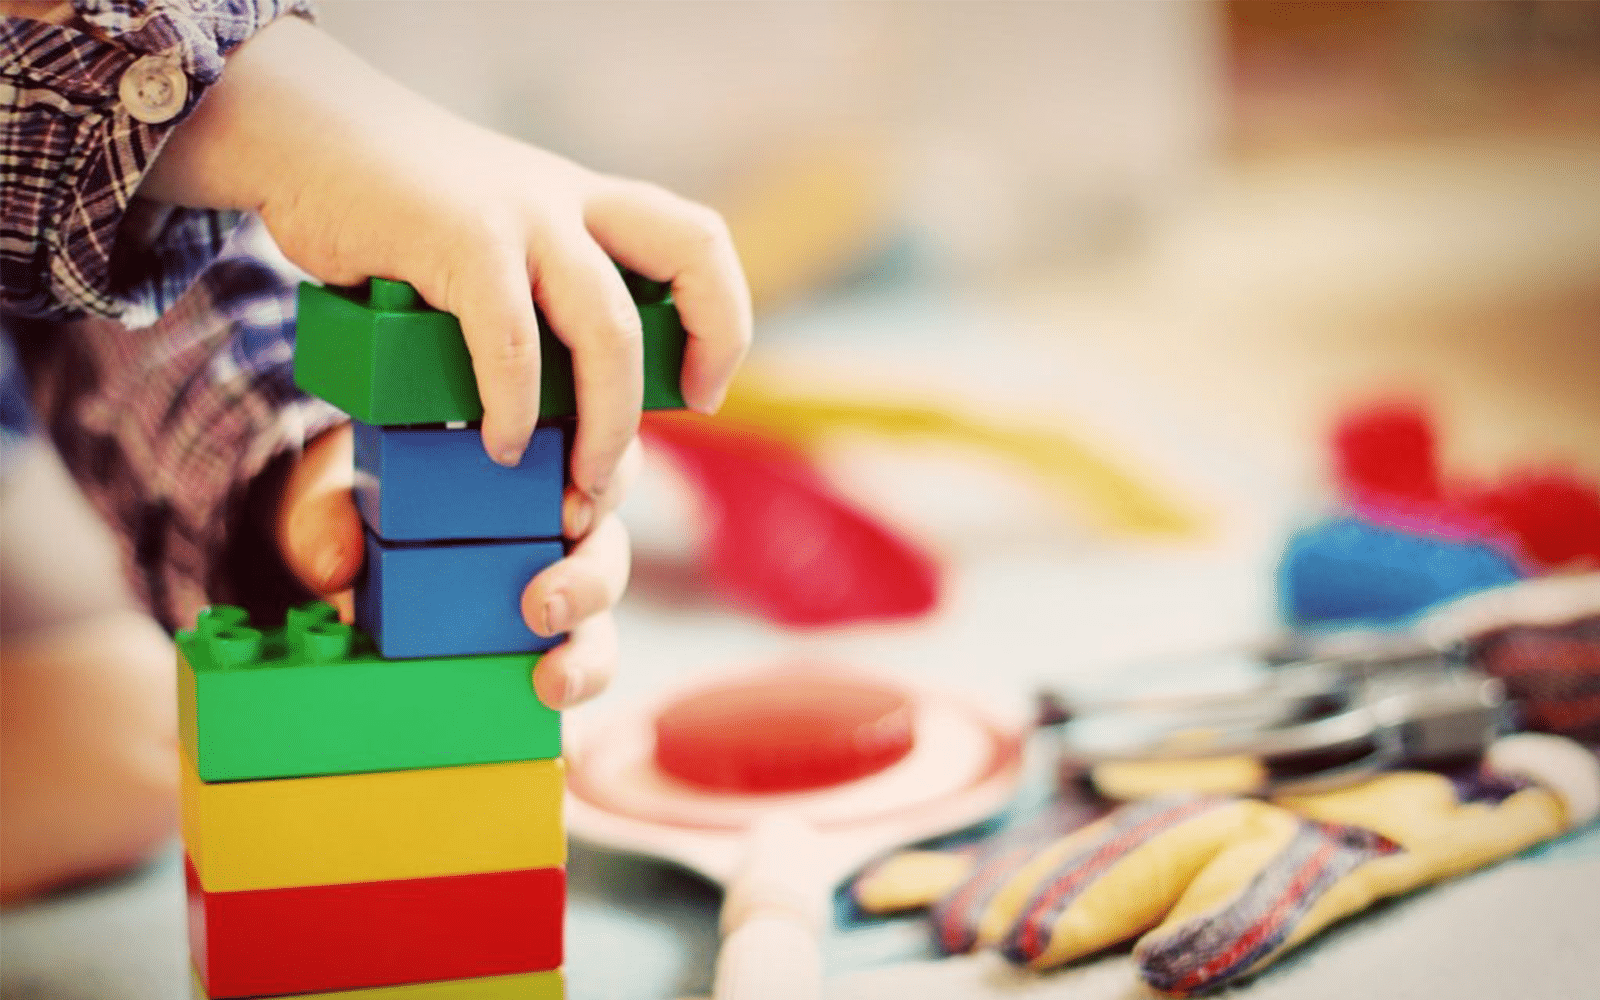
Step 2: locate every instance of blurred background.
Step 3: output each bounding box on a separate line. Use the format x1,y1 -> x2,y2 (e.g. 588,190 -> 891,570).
8,3 -> 1600,1000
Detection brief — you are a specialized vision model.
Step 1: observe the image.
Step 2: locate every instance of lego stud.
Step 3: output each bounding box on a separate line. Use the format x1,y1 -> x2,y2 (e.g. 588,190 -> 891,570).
299,622 -> 354,663
207,626 -> 264,670
287,601 -> 338,632
194,605 -> 262,669
367,277 -> 422,311
286,602 -> 353,662
196,605 -> 249,636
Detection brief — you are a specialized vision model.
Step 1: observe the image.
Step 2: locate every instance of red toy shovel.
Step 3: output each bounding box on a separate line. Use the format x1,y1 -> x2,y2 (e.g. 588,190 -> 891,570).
642,417 -> 940,628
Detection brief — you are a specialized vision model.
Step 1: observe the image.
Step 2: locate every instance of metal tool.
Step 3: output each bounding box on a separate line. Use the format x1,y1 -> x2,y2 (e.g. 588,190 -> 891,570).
1046,576 -> 1600,796
1044,643 -> 1511,796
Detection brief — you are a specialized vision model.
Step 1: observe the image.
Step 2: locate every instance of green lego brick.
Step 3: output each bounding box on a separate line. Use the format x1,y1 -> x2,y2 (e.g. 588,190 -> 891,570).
295,273 -> 688,426
177,603 -> 559,782
294,280 -> 479,425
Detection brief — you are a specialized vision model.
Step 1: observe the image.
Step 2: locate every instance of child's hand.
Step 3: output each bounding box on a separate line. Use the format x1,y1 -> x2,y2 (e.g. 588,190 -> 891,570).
274,424 -> 634,709
142,16 -> 750,501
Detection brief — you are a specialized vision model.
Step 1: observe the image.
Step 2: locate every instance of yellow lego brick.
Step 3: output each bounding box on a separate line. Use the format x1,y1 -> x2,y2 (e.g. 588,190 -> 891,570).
181,750 -> 564,892
192,968 -> 563,999
177,646 -> 200,773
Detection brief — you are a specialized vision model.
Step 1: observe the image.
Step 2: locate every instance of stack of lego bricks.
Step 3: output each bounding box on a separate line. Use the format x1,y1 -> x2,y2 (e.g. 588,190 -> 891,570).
178,275 -> 685,999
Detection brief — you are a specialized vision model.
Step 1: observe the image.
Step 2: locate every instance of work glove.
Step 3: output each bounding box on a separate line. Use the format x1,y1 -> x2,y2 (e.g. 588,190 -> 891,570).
1432,575 -> 1600,744
854,733 -> 1598,996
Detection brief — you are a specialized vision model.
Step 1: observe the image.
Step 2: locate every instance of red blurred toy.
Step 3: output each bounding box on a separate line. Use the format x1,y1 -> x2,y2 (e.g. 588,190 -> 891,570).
642,416 -> 941,629
1333,400 -> 1600,572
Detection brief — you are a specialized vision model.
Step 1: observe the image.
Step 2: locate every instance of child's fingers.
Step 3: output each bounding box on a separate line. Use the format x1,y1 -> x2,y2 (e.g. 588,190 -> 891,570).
521,512 -> 630,641
563,436 -> 642,540
529,226 -> 643,497
321,589 -> 356,625
438,241 -> 544,467
274,424 -> 364,597
530,612 -> 619,710
584,179 -> 752,415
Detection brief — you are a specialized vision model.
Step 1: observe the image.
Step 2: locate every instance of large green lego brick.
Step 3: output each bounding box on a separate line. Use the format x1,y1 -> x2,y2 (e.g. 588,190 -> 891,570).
295,274 -> 688,426
177,602 -> 559,782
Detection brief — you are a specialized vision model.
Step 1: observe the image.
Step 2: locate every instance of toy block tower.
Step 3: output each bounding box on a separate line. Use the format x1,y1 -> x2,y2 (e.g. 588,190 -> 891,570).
179,274 -> 687,999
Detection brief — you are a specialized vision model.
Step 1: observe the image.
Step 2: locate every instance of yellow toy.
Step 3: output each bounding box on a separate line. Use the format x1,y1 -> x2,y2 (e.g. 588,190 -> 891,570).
675,371 -> 1202,538
181,752 -> 564,893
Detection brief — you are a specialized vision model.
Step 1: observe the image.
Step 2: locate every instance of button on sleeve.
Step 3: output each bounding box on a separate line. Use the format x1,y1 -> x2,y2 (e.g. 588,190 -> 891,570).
119,53 -> 189,125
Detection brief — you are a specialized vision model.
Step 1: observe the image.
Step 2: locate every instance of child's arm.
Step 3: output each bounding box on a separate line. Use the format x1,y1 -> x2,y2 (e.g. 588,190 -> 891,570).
138,14 -> 751,493
2,1 -> 318,325
4,1 -> 729,697
14,235 -> 347,632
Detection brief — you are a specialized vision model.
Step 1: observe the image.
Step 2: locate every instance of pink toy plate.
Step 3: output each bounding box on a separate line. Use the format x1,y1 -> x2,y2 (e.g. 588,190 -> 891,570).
565,666 -> 1027,1000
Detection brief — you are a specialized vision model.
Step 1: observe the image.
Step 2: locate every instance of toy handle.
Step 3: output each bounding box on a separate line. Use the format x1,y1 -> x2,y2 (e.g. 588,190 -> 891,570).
713,908 -> 823,1000
712,813 -> 828,1000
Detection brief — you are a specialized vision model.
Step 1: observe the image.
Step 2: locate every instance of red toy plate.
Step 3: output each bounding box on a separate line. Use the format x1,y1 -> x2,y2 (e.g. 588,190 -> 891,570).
654,668 -> 916,794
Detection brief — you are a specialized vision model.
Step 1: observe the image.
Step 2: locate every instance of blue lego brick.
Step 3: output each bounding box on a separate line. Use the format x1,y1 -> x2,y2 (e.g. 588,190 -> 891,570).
353,422 -> 566,542
356,532 -> 566,659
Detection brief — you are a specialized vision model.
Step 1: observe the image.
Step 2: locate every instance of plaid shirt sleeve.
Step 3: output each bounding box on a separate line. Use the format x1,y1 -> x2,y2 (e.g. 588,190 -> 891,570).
1,0 -> 311,326
13,219 -> 345,632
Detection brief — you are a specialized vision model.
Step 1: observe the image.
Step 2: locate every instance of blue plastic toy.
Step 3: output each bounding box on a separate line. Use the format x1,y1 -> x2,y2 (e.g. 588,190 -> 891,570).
353,422 -> 565,542
1279,517 -> 1522,629
355,532 -> 566,659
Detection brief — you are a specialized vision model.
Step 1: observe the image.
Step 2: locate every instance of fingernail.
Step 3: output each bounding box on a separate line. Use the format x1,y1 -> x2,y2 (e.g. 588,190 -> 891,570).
316,547 -> 346,590
559,665 -> 587,708
564,492 -> 594,539
496,446 -> 525,468
542,593 -> 570,637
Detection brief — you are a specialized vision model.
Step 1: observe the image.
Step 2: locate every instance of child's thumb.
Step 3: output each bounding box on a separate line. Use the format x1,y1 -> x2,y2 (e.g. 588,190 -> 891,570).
275,424 -> 364,601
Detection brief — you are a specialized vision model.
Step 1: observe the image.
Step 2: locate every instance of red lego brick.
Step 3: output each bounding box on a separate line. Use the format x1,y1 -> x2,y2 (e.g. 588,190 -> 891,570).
187,857 -> 563,998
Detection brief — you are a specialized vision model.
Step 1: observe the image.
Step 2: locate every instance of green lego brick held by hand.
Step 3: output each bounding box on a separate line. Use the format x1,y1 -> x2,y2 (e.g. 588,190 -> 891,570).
294,273 -> 688,426
176,602 -> 559,782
